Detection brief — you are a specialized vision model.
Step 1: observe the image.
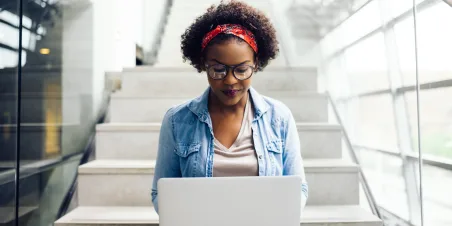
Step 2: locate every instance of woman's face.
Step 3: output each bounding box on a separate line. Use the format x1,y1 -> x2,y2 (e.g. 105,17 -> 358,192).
204,40 -> 256,107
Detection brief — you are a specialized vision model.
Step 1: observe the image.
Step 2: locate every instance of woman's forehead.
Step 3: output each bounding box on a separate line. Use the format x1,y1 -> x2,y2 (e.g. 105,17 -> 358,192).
205,41 -> 255,65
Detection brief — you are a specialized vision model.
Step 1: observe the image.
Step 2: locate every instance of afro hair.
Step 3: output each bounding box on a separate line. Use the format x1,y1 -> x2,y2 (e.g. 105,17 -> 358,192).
180,0 -> 279,72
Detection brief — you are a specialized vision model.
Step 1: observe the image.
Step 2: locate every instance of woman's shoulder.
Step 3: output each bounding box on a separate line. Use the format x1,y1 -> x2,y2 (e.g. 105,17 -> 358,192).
163,97 -> 201,123
259,95 -> 293,120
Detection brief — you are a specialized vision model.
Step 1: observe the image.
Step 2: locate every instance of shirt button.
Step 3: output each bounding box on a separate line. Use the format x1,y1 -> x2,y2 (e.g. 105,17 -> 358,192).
258,155 -> 263,159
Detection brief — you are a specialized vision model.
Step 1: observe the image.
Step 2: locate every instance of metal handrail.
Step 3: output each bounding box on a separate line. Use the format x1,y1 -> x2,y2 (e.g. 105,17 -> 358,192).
147,0 -> 173,65
326,91 -> 382,219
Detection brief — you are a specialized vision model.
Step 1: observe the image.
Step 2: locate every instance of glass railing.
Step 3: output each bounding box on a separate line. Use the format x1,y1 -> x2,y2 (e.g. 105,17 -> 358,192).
318,0 -> 452,225
0,0 -> 109,225
1,0 -> 173,224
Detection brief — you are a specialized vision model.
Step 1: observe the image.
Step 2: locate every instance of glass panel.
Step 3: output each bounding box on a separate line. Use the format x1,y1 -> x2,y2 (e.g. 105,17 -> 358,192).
405,88 -> 452,159
20,0 -> 97,160
0,0 -> 20,224
422,164 -> 452,226
390,0 -> 427,20
348,95 -> 399,150
344,32 -> 389,94
396,2 -> 452,86
16,0 -> 98,225
321,0 -> 381,57
18,160 -> 80,225
415,3 -> 452,225
394,13 -> 417,86
359,148 -> 410,220
324,56 -> 349,99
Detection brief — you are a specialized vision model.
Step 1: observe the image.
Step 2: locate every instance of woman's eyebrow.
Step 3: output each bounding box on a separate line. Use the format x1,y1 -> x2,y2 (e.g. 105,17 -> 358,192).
211,59 -> 251,66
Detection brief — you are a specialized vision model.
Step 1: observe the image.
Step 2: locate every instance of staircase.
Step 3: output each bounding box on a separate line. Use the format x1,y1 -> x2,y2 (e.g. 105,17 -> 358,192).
55,65 -> 382,226
55,0 -> 383,225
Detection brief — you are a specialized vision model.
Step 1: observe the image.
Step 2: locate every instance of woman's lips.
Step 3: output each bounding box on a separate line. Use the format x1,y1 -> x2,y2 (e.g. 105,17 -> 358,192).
222,89 -> 240,97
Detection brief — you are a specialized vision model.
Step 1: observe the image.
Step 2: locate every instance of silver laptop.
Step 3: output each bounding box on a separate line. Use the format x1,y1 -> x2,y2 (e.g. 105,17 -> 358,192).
158,176 -> 302,226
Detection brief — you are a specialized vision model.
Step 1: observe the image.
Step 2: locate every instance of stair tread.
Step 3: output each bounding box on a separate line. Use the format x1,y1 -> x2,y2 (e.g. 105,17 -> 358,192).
79,159 -> 357,174
303,159 -> 357,171
55,205 -> 381,225
79,160 -> 156,174
96,122 -> 340,131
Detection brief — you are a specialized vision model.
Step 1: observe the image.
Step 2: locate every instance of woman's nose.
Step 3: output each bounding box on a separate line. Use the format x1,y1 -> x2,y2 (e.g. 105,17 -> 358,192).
223,69 -> 238,85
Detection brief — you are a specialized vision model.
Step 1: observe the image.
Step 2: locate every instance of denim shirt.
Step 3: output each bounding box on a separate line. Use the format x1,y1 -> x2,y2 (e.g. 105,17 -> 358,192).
151,87 -> 308,213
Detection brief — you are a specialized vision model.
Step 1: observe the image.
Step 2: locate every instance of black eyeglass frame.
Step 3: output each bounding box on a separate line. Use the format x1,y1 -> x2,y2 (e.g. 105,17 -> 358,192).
204,63 -> 256,81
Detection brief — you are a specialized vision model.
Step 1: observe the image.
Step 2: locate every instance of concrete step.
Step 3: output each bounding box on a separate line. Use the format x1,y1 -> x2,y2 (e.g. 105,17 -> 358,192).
95,123 -> 341,160
109,92 -> 328,123
304,159 -> 359,205
55,205 -> 382,226
77,160 -> 155,207
77,159 -> 358,207
118,67 -> 318,95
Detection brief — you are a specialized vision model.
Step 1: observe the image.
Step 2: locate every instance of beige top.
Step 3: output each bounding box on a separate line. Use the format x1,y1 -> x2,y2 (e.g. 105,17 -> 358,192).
213,95 -> 259,177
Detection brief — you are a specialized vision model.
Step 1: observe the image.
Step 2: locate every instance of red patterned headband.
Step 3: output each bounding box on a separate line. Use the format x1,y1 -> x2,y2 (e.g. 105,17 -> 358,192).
201,24 -> 258,53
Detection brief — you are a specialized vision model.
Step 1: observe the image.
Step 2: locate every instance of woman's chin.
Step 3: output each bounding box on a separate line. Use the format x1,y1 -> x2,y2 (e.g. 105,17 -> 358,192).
220,99 -> 240,106
218,93 -> 243,106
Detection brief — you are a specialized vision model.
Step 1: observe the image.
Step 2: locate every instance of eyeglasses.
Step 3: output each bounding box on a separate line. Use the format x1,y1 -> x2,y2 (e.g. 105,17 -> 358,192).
205,63 -> 255,81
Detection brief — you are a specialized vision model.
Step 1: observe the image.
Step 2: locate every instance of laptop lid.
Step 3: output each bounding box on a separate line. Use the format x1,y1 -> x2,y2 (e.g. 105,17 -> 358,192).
158,176 -> 302,226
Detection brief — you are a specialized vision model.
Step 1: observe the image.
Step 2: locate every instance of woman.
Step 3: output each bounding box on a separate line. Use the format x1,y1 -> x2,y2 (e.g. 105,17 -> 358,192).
151,0 -> 308,213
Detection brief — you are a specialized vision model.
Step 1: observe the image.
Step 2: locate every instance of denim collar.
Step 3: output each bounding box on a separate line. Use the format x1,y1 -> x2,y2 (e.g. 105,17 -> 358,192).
188,86 -> 270,124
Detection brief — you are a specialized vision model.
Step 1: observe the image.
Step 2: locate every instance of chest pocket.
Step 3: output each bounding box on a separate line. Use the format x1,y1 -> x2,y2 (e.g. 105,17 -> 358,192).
266,140 -> 283,153
265,139 -> 283,175
174,142 -> 201,177
175,142 -> 201,157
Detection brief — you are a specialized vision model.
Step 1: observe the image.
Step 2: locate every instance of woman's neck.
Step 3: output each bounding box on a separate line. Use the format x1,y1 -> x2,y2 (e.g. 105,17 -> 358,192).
208,91 -> 248,116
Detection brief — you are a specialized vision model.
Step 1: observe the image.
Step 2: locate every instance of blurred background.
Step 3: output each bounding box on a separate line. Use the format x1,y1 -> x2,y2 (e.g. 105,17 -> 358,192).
0,0 -> 451,225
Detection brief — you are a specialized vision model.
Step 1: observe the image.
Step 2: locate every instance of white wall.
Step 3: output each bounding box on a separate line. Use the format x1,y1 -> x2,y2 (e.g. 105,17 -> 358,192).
62,0 -> 169,117
61,0 -> 94,155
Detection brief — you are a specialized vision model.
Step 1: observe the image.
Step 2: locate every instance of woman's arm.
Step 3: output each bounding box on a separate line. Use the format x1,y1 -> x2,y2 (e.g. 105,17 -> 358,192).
151,108 -> 181,213
282,111 -> 309,209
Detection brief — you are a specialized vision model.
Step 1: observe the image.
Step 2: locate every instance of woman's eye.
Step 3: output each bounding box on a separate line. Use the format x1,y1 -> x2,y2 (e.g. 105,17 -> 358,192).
213,67 -> 226,73
235,67 -> 249,73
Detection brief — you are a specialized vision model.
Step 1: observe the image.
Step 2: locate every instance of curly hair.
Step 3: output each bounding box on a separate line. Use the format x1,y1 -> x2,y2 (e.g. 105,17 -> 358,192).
180,0 -> 279,72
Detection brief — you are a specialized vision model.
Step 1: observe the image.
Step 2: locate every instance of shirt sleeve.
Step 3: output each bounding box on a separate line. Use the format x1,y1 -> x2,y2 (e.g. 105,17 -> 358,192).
151,108 -> 181,214
282,110 -> 309,209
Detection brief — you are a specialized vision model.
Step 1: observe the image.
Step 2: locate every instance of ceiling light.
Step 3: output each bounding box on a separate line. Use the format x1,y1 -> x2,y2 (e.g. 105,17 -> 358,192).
40,48 -> 50,55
